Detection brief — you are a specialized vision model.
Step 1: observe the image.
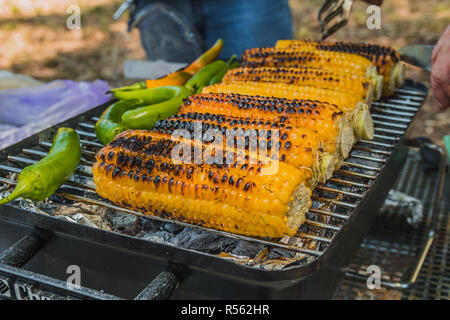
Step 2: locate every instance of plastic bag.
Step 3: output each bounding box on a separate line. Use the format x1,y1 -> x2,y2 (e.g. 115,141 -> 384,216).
0,79 -> 110,149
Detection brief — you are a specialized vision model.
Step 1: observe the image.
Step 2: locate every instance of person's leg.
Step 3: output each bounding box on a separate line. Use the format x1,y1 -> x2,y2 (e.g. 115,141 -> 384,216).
201,0 -> 293,59
132,0 -> 204,62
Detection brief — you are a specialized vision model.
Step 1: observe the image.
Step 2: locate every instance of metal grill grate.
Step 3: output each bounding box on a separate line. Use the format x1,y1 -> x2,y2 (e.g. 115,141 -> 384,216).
0,83 -> 428,262
334,150 -> 449,300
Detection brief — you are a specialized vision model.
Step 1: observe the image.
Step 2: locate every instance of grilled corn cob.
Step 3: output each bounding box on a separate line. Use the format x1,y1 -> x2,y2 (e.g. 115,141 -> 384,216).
93,130 -> 313,237
202,82 -> 373,140
275,40 -> 404,96
153,113 -> 337,183
241,47 -> 378,79
223,66 -> 379,101
178,93 -> 356,159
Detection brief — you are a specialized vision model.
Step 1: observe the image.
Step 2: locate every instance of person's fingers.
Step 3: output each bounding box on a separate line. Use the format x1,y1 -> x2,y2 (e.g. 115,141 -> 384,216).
431,41 -> 440,64
431,76 -> 450,110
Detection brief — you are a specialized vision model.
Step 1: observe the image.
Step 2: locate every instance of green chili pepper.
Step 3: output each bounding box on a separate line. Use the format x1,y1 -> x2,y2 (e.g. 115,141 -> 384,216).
0,127 -> 81,206
185,60 -> 227,93
208,55 -> 240,85
226,54 -> 239,68
209,65 -> 229,85
121,85 -> 191,130
112,85 -> 179,103
109,81 -> 147,93
95,99 -> 145,145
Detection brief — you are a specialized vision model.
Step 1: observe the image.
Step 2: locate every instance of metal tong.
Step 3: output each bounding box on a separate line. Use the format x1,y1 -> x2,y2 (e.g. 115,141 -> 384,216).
318,0 -> 353,40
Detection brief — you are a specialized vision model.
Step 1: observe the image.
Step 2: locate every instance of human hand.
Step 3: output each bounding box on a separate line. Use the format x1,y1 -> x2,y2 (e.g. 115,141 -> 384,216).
431,24 -> 450,110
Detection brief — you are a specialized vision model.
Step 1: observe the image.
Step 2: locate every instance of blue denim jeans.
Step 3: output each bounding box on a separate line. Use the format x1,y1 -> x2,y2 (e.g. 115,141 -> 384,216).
133,0 -> 293,61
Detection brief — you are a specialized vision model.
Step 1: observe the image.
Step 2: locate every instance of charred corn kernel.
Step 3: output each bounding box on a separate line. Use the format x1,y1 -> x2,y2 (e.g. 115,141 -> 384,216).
241,47 -> 377,79
223,66 -> 376,102
153,113 -> 329,183
93,129 -> 312,237
179,93 -> 355,157
275,40 -> 404,97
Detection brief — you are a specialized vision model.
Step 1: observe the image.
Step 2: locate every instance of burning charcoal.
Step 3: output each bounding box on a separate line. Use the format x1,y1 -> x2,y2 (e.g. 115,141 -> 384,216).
176,229 -> 237,253
161,222 -> 184,234
140,231 -> 173,243
140,217 -> 166,232
105,209 -> 142,235
267,249 -> 296,259
231,241 -> 265,257
70,213 -> 99,228
48,194 -> 76,205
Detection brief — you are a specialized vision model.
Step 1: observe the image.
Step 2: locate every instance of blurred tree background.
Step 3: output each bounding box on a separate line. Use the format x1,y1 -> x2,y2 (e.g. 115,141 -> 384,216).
0,0 -> 449,145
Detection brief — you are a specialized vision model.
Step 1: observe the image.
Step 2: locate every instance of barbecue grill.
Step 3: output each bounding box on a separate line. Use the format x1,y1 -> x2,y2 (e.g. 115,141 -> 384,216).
0,79 -> 443,300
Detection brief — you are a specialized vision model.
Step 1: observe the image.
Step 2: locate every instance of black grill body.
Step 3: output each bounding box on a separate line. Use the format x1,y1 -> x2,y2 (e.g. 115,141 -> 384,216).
0,80 -> 431,299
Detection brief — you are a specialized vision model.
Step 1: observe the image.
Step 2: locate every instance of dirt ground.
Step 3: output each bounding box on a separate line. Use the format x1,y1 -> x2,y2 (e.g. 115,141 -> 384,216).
0,0 -> 449,147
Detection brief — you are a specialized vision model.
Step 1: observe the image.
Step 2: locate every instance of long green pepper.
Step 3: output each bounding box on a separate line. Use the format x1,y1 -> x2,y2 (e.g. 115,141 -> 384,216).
120,86 -> 191,130
95,99 -> 145,145
185,60 -> 228,93
0,127 -> 81,205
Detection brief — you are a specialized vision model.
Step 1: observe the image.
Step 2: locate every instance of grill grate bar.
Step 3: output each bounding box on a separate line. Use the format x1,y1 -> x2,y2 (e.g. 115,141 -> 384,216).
387,99 -> 422,107
375,127 -> 405,135
394,94 -> 423,101
372,108 -> 416,117
351,145 -> 391,155
79,123 -> 95,130
336,169 -> 376,180
342,161 -> 381,171
312,197 -> 356,209
308,208 -> 349,220
40,141 -> 98,158
372,101 -> 419,111
371,114 -> 412,123
76,130 -> 98,139
315,185 -> 363,198
22,148 -> 94,166
394,87 -> 426,96
359,140 -> 395,148
305,220 -> 341,231
79,139 -> 103,148
373,134 -> 399,141
348,154 -> 385,163
296,233 -> 333,243
327,178 -> 370,188
372,120 -> 408,129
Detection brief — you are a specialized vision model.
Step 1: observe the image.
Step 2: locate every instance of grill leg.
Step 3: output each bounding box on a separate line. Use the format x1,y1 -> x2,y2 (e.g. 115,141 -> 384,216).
0,233 -> 45,268
134,271 -> 180,300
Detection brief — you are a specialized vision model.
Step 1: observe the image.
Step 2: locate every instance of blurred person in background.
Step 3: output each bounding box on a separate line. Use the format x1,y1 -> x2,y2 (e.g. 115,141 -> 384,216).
129,0 -> 448,110
130,0 -> 383,61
